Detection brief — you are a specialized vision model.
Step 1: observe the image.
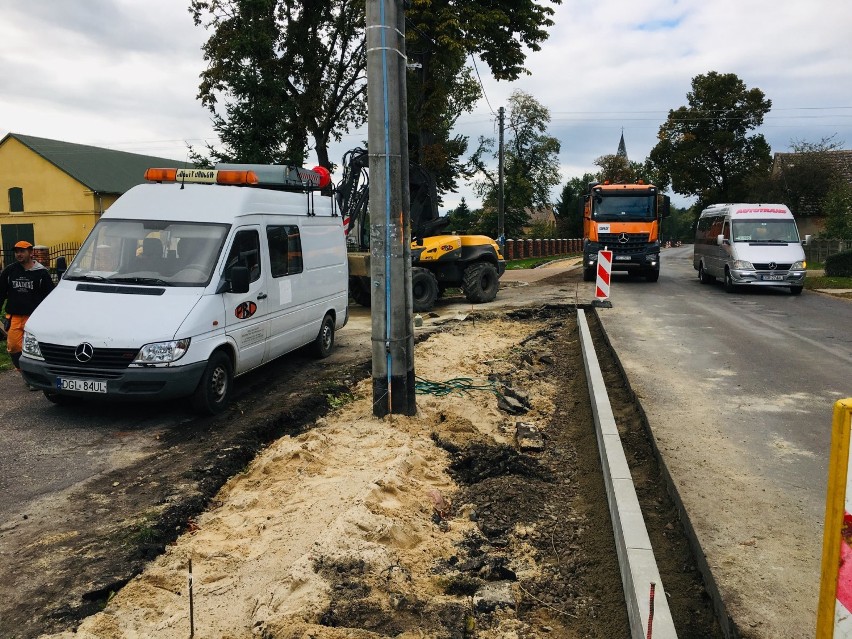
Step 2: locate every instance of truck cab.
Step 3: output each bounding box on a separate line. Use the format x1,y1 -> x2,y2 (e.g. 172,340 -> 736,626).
581,181 -> 670,282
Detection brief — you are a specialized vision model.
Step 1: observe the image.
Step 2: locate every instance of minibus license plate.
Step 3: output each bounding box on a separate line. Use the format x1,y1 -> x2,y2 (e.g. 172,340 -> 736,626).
762,274 -> 784,281
57,377 -> 107,393
614,255 -> 631,261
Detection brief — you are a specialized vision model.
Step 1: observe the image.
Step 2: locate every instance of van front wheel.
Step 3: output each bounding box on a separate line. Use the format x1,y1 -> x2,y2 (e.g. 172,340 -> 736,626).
192,351 -> 233,415
724,269 -> 737,293
313,313 -> 335,358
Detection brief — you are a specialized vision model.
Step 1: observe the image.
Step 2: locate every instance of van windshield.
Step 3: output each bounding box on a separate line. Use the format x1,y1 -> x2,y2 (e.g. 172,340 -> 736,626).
592,195 -> 656,221
732,219 -> 800,244
65,219 -> 230,286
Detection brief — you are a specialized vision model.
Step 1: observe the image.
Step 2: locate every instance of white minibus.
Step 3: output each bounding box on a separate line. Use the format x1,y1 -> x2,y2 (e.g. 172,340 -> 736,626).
693,203 -> 810,295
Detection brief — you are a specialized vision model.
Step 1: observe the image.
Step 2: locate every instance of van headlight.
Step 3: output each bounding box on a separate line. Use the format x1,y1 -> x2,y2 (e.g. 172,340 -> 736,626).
790,261 -> 806,270
22,331 -> 43,359
732,260 -> 754,270
133,338 -> 190,364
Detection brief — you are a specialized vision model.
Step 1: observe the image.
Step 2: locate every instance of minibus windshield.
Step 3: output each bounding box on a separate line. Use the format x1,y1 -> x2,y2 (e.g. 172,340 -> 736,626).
592,195 -> 656,221
65,219 -> 230,286
732,219 -> 800,244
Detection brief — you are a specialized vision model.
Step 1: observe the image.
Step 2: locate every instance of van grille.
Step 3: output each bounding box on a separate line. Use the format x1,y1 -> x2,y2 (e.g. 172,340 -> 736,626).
39,343 -> 139,369
597,233 -> 650,254
753,263 -> 792,270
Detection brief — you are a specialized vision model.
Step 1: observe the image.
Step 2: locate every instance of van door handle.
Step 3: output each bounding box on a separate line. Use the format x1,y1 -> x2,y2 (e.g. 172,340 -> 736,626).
257,293 -> 268,300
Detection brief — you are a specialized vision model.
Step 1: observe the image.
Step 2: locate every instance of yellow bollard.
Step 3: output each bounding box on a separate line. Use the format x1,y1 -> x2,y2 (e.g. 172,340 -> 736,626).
817,398 -> 852,638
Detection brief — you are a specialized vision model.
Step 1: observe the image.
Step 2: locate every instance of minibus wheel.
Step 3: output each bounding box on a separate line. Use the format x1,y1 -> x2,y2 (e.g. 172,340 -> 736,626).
724,268 -> 736,293
313,313 -> 335,358
192,351 -> 233,414
698,263 -> 714,284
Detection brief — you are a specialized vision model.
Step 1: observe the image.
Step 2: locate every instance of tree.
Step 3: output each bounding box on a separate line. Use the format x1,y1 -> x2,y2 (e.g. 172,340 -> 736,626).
553,175 -> 595,238
190,0 -> 366,168
445,198 -> 477,233
469,90 -> 561,237
649,71 -> 772,206
760,136 -> 846,217
405,0 -> 561,195
594,154 -> 636,183
822,182 -> 852,240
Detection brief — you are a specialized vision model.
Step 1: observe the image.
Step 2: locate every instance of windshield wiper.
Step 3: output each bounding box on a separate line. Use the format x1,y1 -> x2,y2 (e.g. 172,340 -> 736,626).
64,274 -> 108,282
107,276 -> 173,286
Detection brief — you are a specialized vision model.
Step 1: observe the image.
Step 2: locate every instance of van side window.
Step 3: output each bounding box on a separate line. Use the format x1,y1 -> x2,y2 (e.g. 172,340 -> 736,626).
267,225 -> 303,277
224,229 -> 261,282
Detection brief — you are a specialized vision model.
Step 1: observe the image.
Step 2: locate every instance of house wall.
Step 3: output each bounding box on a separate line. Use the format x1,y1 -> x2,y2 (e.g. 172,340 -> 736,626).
0,136 -> 106,248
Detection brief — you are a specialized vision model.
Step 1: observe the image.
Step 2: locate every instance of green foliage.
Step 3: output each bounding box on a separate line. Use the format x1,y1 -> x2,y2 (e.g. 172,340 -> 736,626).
553,177 -> 592,238
823,182 -> 852,240
190,0 -> 367,168
405,0 -> 562,196
649,71 -> 772,205
468,90 -> 561,237
594,154 -> 636,183
0,339 -> 11,372
662,205 -> 699,242
446,198 -> 478,233
526,220 -> 556,239
825,249 -> 852,277
327,391 -> 356,410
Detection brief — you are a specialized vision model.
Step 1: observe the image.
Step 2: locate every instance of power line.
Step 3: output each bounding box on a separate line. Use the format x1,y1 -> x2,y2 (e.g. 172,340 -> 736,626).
469,54 -> 495,117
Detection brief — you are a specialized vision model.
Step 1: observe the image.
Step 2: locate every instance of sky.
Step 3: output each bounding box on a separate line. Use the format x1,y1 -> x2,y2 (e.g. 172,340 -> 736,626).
2,0 -> 851,212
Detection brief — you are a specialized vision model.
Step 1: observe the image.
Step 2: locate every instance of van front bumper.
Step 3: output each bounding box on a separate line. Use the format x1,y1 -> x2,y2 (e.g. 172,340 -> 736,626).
20,357 -> 208,401
730,269 -> 806,286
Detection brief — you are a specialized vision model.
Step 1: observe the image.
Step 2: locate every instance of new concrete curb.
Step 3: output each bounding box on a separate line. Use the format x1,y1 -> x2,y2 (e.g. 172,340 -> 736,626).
577,309 -> 678,639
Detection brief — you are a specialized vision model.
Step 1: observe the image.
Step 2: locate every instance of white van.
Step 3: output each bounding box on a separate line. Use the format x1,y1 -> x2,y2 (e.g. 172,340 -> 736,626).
20,165 -> 348,413
693,203 -> 810,295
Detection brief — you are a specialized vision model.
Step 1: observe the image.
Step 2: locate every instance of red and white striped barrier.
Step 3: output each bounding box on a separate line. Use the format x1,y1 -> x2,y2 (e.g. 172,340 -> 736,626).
818,399 -> 852,638
596,249 -> 612,302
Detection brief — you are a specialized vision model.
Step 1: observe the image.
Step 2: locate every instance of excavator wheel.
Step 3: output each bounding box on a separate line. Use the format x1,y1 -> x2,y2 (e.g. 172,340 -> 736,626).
412,268 -> 439,312
462,262 -> 500,303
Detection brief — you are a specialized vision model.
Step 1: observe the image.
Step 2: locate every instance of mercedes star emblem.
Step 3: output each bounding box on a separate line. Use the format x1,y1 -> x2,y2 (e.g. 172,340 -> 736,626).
769,262 -> 777,270
75,342 -> 94,363
618,233 -> 629,243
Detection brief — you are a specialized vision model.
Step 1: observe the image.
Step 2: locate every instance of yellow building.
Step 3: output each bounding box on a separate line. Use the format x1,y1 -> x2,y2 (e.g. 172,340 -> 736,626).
0,133 -> 191,268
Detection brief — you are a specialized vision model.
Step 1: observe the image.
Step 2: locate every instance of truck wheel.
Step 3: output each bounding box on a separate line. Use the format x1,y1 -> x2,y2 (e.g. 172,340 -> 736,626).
583,265 -> 595,282
313,313 -> 335,358
462,262 -> 500,303
412,268 -> 439,312
645,268 -> 660,282
192,351 -> 233,415
350,276 -> 371,307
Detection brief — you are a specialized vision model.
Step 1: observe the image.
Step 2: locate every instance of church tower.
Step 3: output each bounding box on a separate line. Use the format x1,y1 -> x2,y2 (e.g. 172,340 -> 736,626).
617,129 -> 627,160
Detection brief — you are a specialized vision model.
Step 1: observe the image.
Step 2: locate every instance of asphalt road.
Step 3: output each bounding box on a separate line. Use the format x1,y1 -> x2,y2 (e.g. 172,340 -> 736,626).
597,246 -> 852,638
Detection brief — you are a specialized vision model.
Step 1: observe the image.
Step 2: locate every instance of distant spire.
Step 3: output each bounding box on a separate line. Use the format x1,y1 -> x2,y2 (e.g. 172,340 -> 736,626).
617,128 -> 627,159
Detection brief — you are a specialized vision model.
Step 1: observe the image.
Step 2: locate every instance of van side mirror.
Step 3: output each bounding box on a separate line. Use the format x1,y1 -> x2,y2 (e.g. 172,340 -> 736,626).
803,234 -> 811,246
229,265 -> 250,294
716,234 -> 727,246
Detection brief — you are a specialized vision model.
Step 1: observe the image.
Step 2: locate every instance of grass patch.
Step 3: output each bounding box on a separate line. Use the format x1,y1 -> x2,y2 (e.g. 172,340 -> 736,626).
0,340 -> 12,372
506,254 -> 579,270
804,275 -> 852,291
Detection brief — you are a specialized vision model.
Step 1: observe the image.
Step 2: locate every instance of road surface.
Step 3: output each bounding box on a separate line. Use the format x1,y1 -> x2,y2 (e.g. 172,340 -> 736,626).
598,246 -> 852,638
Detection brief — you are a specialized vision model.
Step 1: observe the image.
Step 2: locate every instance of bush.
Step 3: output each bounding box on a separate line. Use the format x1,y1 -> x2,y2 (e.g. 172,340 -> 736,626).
825,249 -> 852,277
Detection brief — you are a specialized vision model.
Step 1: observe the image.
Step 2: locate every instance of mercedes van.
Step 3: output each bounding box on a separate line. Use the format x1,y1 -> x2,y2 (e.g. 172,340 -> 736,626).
20,165 -> 348,413
693,203 -> 810,295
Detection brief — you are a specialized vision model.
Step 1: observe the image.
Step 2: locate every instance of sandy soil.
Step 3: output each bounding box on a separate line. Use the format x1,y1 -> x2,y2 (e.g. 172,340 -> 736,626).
39,302 -> 720,639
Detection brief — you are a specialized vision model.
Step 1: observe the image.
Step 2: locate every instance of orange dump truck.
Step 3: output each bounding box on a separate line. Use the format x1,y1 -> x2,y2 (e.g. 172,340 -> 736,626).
581,180 -> 670,282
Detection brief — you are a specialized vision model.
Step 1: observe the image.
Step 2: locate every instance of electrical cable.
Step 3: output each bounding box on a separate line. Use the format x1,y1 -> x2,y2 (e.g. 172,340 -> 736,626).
414,376 -> 501,398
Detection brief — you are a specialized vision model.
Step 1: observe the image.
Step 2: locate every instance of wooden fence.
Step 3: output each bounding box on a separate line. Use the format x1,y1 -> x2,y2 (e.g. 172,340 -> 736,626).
503,238 -> 583,260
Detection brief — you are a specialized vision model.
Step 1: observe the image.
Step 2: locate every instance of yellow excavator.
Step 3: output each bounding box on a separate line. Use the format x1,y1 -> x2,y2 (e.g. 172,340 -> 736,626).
336,148 -> 505,312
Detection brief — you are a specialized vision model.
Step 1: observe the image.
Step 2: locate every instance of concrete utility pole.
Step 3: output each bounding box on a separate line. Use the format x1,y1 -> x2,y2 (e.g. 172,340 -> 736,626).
497,106 -> 505,250
366,0 -> 416,417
